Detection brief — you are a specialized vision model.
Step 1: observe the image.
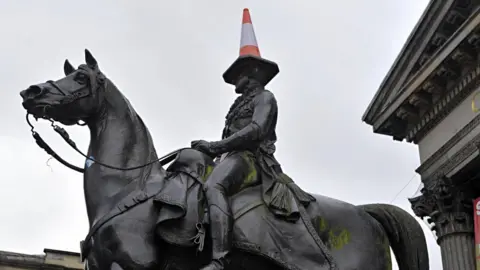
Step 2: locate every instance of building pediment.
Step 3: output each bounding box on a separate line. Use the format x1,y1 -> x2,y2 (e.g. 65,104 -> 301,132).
363,0 -> 476,132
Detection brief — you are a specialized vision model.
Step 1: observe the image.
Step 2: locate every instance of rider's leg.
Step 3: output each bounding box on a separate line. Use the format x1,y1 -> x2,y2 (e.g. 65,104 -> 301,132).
201,152 -> 252,270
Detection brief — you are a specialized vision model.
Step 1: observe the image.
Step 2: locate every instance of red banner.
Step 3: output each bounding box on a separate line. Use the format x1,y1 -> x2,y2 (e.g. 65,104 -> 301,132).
474,198 -> 480,269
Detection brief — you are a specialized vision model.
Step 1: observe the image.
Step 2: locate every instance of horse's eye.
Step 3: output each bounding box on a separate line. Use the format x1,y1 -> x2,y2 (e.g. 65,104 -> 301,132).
75,73 -> 88,84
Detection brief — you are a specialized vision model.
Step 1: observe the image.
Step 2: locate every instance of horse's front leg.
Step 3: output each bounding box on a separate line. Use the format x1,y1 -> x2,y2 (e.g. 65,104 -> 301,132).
88,200 -> 160,270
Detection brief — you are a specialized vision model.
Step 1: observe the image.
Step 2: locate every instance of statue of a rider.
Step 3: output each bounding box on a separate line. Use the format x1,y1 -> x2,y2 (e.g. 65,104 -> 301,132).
191,9 -> 315,270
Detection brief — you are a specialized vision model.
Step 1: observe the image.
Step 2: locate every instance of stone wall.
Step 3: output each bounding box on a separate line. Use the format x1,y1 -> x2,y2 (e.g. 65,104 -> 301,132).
0,248 -> 83,269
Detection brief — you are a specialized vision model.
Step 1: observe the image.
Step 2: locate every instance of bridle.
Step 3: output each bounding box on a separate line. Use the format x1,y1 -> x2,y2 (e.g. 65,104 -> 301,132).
25,71 -> 182,174
26,114 -> 182,174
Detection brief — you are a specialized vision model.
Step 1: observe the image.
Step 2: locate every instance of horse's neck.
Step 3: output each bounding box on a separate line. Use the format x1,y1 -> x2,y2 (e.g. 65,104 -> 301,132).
84,85 -> 164,226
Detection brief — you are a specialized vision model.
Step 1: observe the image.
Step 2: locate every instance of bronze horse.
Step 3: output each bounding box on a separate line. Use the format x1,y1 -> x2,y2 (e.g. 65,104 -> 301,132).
19,50 -> 429,270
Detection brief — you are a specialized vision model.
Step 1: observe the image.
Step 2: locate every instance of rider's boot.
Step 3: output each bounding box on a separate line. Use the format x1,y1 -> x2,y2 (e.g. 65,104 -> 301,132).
200,193 -> 232,270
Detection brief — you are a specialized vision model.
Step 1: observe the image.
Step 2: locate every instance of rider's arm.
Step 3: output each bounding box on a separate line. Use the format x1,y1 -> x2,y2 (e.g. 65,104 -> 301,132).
211,91 -> 277,153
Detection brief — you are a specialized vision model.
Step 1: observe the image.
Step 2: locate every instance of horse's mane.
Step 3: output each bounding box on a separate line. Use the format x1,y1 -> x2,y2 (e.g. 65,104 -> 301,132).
102,78 -> 159,164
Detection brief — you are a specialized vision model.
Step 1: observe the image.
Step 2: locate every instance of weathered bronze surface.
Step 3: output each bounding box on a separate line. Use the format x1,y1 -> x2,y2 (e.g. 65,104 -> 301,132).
20,50 -> 429,270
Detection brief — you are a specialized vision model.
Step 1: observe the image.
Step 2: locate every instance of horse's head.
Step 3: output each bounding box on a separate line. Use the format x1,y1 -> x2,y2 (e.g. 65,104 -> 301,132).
20,49 -> 106,125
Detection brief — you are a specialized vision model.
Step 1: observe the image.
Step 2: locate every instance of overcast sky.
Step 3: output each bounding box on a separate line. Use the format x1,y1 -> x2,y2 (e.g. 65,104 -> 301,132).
0,0 -> 439,269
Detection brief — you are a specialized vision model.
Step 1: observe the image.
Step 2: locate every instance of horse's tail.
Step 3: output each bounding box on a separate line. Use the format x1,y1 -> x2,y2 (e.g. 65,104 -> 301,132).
358,203 -> 429,270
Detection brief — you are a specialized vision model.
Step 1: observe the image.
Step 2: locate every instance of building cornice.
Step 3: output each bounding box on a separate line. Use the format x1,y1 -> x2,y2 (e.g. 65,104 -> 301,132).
363,0 -> 454,124
373,7 -> 480,132
407,66 -> 480,142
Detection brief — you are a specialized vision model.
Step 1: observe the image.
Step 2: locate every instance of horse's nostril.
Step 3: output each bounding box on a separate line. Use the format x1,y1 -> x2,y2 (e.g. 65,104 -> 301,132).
24,85 -> 44,99
29,86 -> 42,95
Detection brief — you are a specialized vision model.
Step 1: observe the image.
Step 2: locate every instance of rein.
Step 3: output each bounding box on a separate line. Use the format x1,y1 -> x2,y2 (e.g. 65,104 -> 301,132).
26,114 -> 184,173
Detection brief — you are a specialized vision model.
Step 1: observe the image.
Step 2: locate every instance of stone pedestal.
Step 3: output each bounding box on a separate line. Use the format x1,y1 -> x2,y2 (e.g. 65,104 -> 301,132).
409,179 -> 475,270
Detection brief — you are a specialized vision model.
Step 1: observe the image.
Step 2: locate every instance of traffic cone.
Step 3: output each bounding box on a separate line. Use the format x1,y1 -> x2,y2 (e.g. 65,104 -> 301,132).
223,8 -> 279,86
239,8 -> 260,57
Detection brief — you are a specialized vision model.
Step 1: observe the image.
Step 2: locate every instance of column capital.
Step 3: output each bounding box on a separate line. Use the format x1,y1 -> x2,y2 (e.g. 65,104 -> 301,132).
409,177 -> 474,241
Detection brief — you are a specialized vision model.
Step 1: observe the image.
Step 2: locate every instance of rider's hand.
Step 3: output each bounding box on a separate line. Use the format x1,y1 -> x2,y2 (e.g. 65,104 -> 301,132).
191,140 -> 217,158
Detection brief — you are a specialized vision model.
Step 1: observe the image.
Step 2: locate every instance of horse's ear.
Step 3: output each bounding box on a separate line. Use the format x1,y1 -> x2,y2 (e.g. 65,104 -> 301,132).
84,49 -> 98,68
64,59 -> 75,75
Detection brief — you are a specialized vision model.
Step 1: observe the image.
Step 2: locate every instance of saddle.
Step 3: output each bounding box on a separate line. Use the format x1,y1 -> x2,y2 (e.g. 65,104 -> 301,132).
155,149 -> 264,246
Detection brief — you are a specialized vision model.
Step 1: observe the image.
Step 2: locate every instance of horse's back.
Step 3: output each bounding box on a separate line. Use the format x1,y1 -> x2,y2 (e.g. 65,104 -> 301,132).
306,193 -> 392,269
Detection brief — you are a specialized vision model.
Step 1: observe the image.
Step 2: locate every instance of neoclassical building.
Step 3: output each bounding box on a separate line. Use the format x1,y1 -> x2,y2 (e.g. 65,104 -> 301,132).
363,0 -> 480,269
0,248 -> 83,270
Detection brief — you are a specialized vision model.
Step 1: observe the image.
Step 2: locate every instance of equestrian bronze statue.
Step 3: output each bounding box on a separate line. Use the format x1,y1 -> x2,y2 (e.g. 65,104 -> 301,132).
18,10 -> 429,270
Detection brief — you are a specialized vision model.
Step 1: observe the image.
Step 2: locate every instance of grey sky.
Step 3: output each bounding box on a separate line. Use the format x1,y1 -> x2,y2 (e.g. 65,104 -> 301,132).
0,1 -> 438,269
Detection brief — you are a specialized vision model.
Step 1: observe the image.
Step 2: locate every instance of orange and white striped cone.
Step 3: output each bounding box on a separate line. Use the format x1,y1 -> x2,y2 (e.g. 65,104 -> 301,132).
239,8 -> 261,57
223,8 -> 279,86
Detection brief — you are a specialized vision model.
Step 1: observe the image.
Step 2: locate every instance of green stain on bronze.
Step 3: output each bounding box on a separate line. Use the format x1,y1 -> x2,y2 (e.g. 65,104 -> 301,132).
379,236 -> 391,270
245,168 -> 257,183
202,165 -> 214,182
315,217 -> 351,250
373,236 -> 391,270
240,167 -> 257,189
240,151 -> 258,189
328,229 -> 351,250
318,217 -> 328,232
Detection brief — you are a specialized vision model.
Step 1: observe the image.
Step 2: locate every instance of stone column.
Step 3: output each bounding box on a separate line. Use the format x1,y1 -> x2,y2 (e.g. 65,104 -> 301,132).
409,179 -> 475,270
